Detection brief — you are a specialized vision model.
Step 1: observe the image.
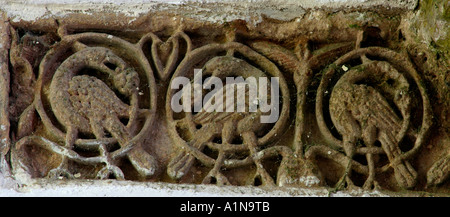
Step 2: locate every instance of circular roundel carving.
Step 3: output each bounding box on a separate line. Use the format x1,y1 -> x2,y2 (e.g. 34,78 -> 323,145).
314,47 -> 432,188
22,33 -> 157,179
165,42 -> 290,185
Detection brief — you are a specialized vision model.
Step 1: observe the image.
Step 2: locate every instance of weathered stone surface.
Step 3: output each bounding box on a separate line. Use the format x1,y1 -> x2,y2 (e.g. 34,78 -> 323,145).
0,0 -> 448,196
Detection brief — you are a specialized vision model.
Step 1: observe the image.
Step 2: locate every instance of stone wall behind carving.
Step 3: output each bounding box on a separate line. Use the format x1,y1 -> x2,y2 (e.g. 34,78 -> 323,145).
0,0 -> 449,195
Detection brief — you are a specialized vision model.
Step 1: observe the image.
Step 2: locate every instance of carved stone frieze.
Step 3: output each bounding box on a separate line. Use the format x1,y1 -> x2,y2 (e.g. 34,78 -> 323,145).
1,1 -> 449,195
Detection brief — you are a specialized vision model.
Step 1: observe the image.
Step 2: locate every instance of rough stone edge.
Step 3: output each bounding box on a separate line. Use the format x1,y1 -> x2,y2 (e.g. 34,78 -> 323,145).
4,178 -> 448,197
0,0 -> 418,24
0,178 -> 392,197
0,11 -> 11,176
2,0 -> 448,197
0,11 -> 17,193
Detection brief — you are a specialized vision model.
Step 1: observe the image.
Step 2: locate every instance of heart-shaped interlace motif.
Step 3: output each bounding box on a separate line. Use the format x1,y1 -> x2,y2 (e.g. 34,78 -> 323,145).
138,32 -> 192,81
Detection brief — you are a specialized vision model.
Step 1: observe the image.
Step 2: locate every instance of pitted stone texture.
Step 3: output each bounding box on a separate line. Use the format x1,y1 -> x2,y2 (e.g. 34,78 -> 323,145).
0,0 -> 449,196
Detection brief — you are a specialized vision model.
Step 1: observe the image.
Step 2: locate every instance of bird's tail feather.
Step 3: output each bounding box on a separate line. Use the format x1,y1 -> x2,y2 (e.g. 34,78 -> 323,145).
380,131 -> 417,188
427,154 -> 450,186
128,146 -> 158,178
167,125 -> 219,180
167,151 -> 196,180
393,161 -> 417,189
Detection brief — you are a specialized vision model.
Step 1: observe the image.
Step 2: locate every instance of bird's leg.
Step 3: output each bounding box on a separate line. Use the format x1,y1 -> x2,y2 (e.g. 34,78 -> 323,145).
91,117 -> 128,179
202,151 -> 231,185
47,126 -> 77,179
362,124 -> 379,190
96,144 -> 125,180
363,153 -> 378,190
242,131 -> 275,186
330,108 -> 361,192
202,120 -> 236,185
333,135 -> 356,192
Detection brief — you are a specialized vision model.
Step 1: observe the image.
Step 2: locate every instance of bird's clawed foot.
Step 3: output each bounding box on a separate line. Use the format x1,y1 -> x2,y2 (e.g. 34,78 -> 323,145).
47,166 -> 74,180
202,170 -> 231,186
362,178 -> 381,191
167,150 -> 195,180
329,160 -> 358,194
47,159 -> 74,180
332,173 -> 357,193
96,164 -> 125,180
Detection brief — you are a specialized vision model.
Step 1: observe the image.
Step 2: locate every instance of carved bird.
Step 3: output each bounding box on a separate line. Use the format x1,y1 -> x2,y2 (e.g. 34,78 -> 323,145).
329,59 -> 417,189
167,56 -> 273,184
48,47 -> 156,179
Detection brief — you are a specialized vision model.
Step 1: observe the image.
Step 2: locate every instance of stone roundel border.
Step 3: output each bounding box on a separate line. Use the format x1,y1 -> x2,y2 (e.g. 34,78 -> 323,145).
165,42 -> 291,169
315,47 -> 433,163
16,32 -> 157,163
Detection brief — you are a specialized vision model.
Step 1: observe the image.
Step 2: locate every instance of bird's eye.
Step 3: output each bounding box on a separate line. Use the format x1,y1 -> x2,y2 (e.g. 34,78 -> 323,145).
386,78 -> 395,86
105,62 -> 118,71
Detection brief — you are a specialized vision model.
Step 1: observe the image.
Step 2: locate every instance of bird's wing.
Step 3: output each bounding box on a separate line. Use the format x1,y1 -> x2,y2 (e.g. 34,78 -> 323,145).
70,75 -> 130,117
355,85 -> 402,134
193,82 -> 251,124
191,55 -> 272,125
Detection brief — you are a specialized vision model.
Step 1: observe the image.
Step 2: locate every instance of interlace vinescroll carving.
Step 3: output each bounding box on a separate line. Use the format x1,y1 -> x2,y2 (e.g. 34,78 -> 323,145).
251,31 -> 433,190
7,25 -> 440,192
